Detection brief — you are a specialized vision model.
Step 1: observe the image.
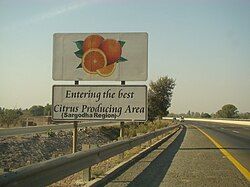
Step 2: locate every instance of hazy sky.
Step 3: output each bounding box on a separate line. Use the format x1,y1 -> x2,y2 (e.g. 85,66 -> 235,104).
0,0 -> 249,113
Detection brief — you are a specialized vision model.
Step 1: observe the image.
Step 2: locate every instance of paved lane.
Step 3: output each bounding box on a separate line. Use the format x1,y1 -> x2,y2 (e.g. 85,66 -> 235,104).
188,121 -> 250,172
0,122 -> 119,137
103,125 -> 249,186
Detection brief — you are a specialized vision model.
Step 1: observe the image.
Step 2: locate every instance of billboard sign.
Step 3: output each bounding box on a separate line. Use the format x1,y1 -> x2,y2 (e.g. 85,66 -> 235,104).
53,33 -> 148,81
52,85 -> 147,121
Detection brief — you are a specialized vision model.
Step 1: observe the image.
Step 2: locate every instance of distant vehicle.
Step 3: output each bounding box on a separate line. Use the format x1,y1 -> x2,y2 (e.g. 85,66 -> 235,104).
179,116 -> 185,122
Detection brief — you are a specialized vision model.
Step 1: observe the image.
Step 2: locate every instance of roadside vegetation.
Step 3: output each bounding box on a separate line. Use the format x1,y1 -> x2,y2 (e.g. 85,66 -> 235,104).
99,119 -> 177,139
148,76 -> 175,121
123,119 -> 175,137
0,76 -> 176,128
0,104 -> 52,128
0,108 -> 24,127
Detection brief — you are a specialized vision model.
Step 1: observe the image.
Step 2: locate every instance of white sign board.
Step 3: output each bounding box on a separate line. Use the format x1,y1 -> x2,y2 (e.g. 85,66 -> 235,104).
52,85 -> 147,121
53,33 -> 148,81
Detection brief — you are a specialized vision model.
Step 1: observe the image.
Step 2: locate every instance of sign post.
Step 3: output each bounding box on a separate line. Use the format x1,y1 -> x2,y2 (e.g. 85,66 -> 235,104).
120,81 -> 125,159
120,81 -> 125,139
73,121 -> 77,153
72,80 -> 79,153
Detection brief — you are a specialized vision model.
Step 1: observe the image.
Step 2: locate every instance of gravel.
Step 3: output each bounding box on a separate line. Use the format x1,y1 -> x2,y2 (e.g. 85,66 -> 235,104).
0,127 -> 119,170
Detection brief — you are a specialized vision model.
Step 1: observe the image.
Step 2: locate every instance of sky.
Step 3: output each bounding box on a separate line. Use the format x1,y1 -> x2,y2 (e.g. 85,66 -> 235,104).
0,0 -> 249,113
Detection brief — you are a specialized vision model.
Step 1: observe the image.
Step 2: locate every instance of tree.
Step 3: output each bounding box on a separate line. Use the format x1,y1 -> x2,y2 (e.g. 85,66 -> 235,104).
216,104 -> 238,118
238,112 -> 250,119
148,76 -> 175,120
201,112 -> 211,118
29,105 -> 44,116
44,104 -> 52,116
187,110 -> 191,117
0,109 -> 23,127
0,107 -> 4,115
194,112 -> 201,118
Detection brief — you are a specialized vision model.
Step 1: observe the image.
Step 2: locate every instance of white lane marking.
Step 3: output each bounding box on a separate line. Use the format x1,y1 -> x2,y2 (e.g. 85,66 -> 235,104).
232,130 -> 239,134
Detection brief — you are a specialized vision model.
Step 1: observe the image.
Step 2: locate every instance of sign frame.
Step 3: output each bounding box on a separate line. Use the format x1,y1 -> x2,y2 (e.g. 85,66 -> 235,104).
52,84 -> 148,122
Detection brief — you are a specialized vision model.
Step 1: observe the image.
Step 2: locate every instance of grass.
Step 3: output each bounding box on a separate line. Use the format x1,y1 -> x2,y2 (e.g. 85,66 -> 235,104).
124,119 -> 176,137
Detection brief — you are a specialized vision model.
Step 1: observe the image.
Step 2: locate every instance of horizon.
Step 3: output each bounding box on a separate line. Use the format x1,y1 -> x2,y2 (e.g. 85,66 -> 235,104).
0,0 -> 249,113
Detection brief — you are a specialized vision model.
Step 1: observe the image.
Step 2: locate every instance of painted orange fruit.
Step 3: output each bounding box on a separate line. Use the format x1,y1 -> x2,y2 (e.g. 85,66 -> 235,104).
83,35 -> 104,52
97,63 -> 116,77
82,49 -> 107,74
100,39 -> 122,65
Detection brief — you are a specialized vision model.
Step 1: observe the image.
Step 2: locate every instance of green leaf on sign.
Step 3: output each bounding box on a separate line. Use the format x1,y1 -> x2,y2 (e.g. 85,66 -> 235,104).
74,49 -> 83,58
118,41 -> 125,47
74,41 -> 84,50
117,56 -> 128,63
77,63 -> 82,69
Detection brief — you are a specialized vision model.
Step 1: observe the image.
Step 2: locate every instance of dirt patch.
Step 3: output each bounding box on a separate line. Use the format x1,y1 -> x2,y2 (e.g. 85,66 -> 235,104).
0,127 -> 119,170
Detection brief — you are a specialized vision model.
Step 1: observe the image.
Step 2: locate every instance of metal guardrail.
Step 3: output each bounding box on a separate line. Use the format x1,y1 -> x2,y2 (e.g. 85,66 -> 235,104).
0,122 -> 120,137
0,124 -> 180,187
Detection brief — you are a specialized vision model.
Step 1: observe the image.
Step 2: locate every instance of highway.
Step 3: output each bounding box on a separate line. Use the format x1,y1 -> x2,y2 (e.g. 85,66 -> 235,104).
0,121 -> 119,137
189,121 -> 250,173
102,122 -> 250,186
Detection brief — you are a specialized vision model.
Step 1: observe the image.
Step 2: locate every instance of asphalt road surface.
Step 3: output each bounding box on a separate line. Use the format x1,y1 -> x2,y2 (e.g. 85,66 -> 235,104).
188,121 -> 250,173
103,122 -> 250,187
0,122 -> 119,137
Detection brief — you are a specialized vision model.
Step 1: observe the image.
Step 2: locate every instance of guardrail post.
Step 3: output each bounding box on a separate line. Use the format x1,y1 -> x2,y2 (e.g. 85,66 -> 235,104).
137,132 -> 144,148
148,137 -> 152,146
82,144 -> 91,181
161,133 -> 164,139
119,122 -> 125,159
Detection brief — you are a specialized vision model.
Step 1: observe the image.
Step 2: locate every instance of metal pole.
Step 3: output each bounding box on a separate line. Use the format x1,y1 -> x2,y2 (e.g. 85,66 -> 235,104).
119,81 -> 125,159
120,81 -> 125,140
73,122 -> 77,153
73,81 -> 79,153
120,121 -> 124,138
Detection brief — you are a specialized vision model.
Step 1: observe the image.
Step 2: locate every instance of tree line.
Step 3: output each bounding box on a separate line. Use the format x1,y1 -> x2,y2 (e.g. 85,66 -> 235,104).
0,76 -> 176,126
0,104 -> 52,127
169,104 -> 250,119
1,75 -> 248,127
0,108 -> 23,127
